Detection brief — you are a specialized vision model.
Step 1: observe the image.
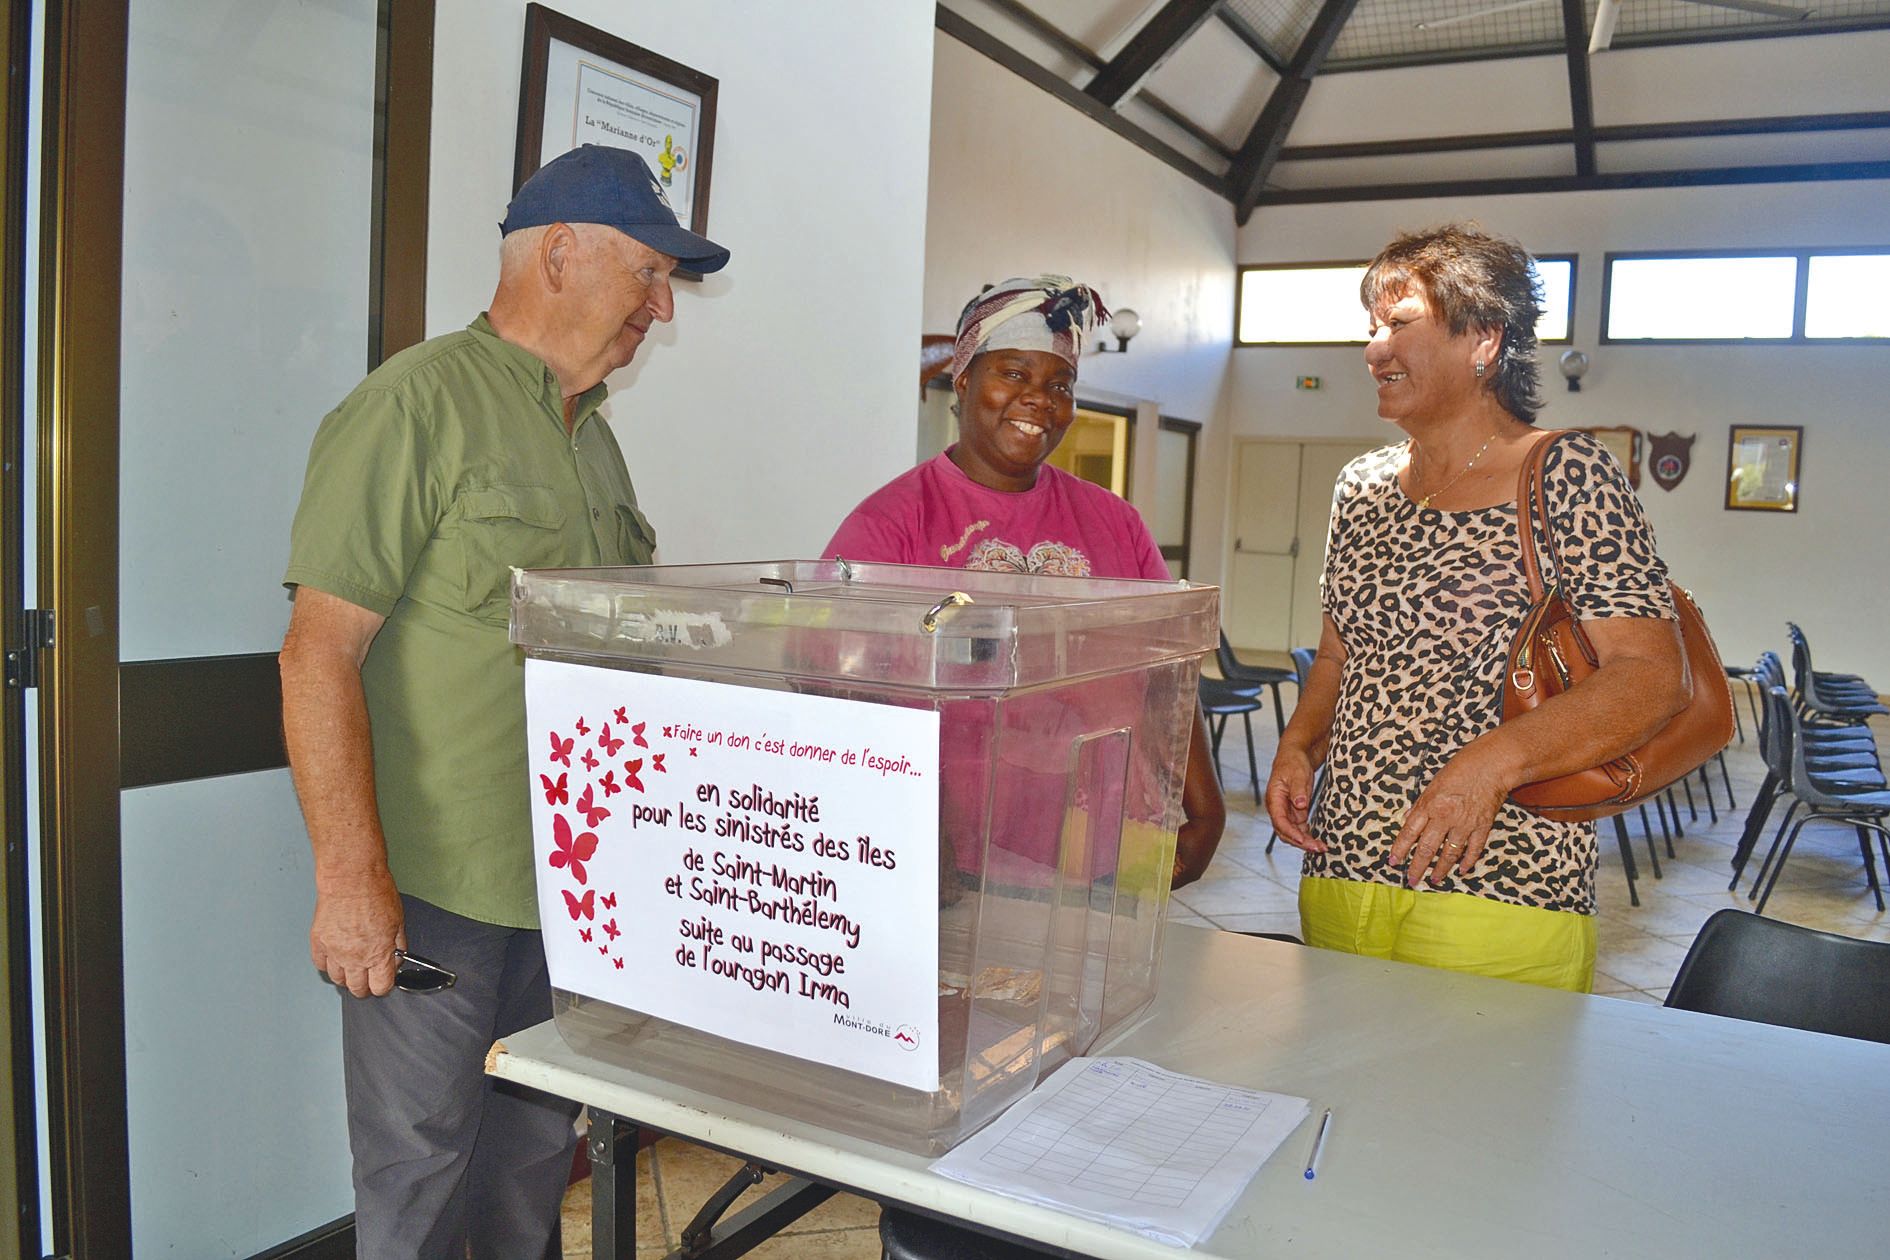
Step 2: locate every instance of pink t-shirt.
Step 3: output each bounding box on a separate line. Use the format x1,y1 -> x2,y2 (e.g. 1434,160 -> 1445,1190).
824,451 -> 1170,581
824,451 -> 1171,888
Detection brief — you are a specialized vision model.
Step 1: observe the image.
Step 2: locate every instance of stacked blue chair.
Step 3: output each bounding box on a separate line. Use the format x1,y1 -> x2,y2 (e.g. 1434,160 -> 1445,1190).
1787,622 -> 1887,721
1742,683 -> 1888,914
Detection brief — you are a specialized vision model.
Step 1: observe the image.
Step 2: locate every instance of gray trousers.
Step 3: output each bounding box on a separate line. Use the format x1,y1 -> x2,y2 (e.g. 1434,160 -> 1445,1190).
342,894 -> 580,1260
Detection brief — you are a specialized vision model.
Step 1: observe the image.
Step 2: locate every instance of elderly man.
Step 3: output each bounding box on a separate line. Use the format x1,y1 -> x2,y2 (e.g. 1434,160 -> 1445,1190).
279,145 -> 729,1259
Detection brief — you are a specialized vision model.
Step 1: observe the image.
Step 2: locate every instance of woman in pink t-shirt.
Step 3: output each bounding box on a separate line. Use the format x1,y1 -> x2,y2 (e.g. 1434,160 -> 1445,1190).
825,276 -> 1225,890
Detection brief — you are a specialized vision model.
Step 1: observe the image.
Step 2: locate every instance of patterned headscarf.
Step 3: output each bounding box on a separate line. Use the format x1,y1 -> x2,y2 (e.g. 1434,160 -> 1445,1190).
950,275 -> 1110,384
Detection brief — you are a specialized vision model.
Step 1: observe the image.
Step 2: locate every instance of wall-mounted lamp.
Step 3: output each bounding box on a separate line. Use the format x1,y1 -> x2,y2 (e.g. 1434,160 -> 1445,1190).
1559,348 -> 1591,392
1095,307 -> 1141,354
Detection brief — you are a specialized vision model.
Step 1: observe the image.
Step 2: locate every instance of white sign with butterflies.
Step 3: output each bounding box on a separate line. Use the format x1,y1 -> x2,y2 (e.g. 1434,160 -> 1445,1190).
524,659 -> 943,1092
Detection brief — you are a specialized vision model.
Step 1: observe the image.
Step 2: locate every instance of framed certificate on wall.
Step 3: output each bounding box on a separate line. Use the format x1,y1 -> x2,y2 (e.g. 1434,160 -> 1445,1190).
1725,425 -> 1802,513
514,4 -> 719,278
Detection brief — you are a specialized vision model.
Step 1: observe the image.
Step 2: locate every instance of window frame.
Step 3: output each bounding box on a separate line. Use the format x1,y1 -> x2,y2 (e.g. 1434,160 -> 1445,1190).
1234,254 -> 1578,348
1600,247 -> 1890,346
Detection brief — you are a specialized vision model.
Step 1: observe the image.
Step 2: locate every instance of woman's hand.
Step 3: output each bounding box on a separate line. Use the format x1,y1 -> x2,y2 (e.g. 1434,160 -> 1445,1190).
1264,745 -> 1326,854
1388,741 -> 1513,888
1173,810 -> 1224,889
1173,707 -> 1227,889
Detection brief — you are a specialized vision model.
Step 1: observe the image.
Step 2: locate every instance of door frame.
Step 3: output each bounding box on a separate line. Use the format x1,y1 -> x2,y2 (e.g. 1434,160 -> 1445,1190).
2,0 -> 37,1251
1155,416 -> 1199,579
26,2 -> 433,1254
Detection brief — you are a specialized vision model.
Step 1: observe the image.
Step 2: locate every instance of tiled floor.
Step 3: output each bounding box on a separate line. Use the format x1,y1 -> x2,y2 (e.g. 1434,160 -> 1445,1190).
562,685 -> 1890,1257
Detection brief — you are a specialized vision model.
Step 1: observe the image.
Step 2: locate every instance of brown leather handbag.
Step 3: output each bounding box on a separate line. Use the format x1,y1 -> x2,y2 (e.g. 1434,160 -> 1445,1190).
1503,431 -> 1735,821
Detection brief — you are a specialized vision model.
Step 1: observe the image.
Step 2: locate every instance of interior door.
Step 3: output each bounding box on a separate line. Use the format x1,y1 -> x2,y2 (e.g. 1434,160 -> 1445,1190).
1229,439 -> 1377,652
1227,441 -> 1301,650
1291,442 -> 1373,649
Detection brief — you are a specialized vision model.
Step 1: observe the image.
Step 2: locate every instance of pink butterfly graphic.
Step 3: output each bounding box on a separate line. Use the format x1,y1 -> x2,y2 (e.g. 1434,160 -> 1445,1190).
601,892 -> 618,910
599,770 -> 620,797
580,927 -> 593,943
602,919 -> 620,942
598,724 -> 625,757
548,732 -> 574,767
614,706 -> 628,724
613,957 -> 624,970
631,721 -> 648,748
539,772 -> 568,805
581,748 -> 598,772
576,784 -> 610,828
651,753 -> 666,774
561,888 -> 595,921
574,717 -> 590,736
598,944 -> 610,956
549,814 -> 598,884
622,759 -> 645,794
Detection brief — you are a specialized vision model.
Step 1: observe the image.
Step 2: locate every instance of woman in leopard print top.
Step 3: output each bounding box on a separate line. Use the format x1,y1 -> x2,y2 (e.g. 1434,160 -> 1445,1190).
1264,225 -> 1689,991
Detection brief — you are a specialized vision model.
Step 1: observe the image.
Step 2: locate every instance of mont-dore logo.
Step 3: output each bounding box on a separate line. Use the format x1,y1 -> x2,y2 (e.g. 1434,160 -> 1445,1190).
1648,432 -> 1695,492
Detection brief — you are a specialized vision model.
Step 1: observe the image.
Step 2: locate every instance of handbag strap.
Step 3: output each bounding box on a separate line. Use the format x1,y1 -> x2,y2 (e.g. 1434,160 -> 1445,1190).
1513,429 -> 1571,601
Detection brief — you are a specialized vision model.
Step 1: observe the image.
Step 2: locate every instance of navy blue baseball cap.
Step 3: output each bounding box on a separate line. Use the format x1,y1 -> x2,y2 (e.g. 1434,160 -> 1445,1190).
500,144 -> 730,275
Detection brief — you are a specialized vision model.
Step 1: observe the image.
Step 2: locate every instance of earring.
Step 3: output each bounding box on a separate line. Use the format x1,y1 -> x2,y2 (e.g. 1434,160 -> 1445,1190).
1474,361 -> 1486,377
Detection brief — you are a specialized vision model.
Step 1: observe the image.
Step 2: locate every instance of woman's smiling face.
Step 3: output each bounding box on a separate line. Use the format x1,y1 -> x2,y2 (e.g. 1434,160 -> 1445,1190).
951,349 -> 1077,492
1364,284 -> 1494,427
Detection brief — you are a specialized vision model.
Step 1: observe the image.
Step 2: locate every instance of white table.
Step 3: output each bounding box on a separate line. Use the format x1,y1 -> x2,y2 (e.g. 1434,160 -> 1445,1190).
490,924 -> 1890,1258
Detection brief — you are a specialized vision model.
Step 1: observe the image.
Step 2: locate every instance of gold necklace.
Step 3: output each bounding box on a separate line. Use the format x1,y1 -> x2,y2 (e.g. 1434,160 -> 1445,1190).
1410,432 -> 1498,509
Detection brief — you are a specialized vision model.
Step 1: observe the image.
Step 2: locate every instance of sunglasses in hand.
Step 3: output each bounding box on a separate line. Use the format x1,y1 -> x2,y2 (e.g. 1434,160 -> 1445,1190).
394,949 -> 457,994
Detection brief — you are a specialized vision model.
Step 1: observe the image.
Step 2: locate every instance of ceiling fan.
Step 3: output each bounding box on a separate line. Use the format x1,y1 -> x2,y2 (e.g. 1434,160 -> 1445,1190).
1411,0 -> 1815,52
1589,0 -> 1814,54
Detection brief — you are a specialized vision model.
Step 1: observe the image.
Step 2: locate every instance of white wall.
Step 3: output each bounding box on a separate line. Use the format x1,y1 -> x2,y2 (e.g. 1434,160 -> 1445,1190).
1229,179 -> 1890,682
924,34 -> 1236,557
427,1 -> 937,559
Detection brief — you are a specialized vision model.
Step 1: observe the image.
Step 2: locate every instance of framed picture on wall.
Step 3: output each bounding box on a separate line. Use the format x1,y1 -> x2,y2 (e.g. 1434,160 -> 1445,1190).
1725,425 -> 1802,513
513,4 -> 719,279
1571,425 -> 1642,489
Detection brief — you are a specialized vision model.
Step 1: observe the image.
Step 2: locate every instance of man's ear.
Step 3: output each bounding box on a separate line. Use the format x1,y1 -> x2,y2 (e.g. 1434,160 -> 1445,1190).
541,223 -> 578,294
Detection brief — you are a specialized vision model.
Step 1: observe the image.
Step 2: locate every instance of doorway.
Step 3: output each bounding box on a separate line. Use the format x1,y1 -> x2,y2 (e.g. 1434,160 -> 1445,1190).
1226,437 -> 1377,652
1046,405 -> 1132,496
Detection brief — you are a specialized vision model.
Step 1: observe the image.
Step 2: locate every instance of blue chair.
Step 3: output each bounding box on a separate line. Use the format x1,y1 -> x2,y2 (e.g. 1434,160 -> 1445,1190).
1745,686 -> 1889,915
1200,675 -> 1263,806
880,1207 -> 1064,1258
1666,910 -> 1890,1046
1217,632 -> 1295,734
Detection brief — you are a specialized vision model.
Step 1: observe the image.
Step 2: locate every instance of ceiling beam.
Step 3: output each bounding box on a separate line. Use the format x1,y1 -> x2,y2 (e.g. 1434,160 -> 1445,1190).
1085,0 -> 1220,108
1228,0 -> 1360,224
1559,0 -> 1597,176
1245,159 -> 1890,207
935,5 -> 1226,198
1280,112 -> 1890,160
980,0 -> 1235,160
1214,2 -> 1289,75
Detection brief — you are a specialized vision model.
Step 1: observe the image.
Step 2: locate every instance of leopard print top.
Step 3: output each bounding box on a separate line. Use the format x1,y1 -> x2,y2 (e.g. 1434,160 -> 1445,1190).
1307,430 -> 1676,914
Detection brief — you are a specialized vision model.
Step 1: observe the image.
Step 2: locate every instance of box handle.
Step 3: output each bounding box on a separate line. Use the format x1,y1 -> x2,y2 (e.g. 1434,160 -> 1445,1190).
921,592 -> 974,634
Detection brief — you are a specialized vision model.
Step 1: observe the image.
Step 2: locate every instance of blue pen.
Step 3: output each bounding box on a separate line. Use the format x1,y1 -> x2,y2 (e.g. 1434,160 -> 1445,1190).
1303,1108 -> 1332,1181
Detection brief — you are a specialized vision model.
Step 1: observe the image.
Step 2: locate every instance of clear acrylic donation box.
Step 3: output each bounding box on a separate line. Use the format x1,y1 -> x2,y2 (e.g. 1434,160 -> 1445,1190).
511,560 -> 1218,1153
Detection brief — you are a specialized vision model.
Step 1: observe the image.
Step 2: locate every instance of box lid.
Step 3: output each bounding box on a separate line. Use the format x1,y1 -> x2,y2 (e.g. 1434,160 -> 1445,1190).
510,560 -> 1218,692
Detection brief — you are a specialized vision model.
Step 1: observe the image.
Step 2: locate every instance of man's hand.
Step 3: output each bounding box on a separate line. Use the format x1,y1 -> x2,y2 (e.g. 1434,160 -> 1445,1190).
281,587 -> 398,997
311,871 -> 406,998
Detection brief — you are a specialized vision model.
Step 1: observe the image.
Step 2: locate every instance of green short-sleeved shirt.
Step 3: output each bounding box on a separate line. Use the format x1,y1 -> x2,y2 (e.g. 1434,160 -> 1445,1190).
284,315 -> 656,927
